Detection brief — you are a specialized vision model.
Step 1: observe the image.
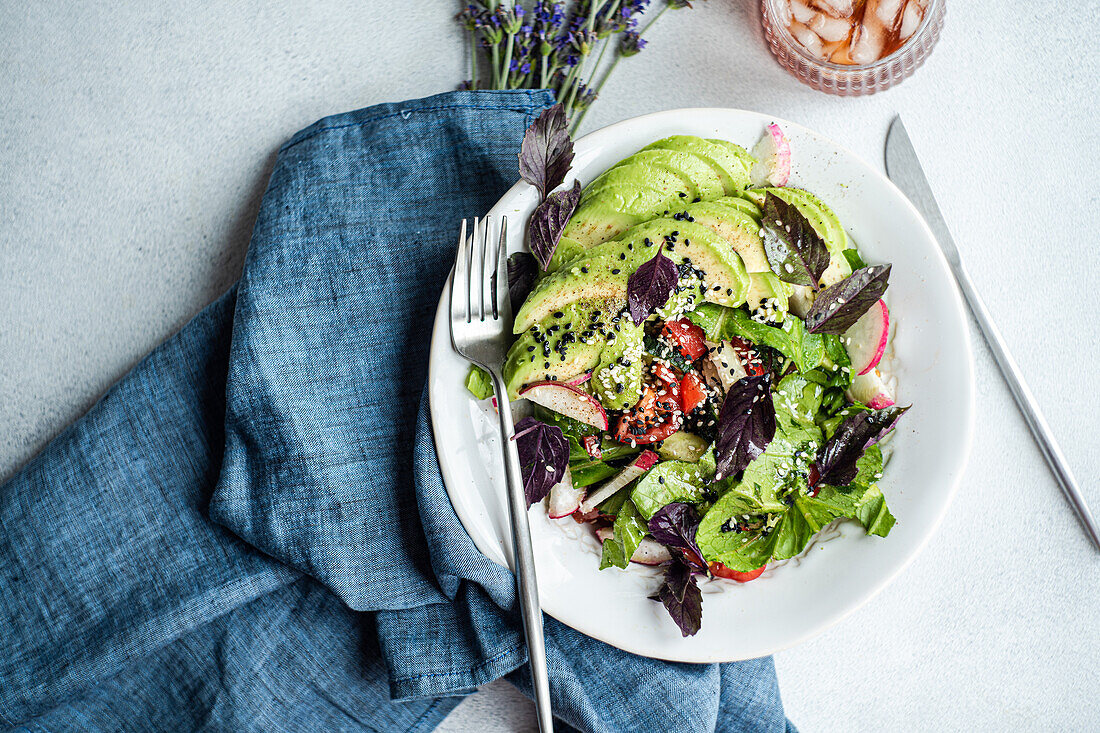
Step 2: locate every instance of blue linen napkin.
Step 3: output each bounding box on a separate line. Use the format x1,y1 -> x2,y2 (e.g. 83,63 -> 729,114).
0,90 -> 795,733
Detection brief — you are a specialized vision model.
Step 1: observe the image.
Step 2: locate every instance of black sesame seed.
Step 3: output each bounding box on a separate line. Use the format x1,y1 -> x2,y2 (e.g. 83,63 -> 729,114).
553,311 -> 564,318
527,346 -> 535,352
611,268 -> 621,275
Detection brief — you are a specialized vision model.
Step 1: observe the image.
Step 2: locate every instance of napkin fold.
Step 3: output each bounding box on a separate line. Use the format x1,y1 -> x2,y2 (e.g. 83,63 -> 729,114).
0,90 -> 794,733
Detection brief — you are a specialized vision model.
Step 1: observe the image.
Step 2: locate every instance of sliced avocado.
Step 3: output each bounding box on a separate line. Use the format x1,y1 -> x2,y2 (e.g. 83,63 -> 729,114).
583,162 -> 695,204
603,219 -> 750,308
644,135 -> 752,194
612,149 -> 725,201
706,139 -> 757,177
503,303 -> 607,398
590,320 -> 645,410
516,219 -> 750,332
562,186 -> 682,248
716,194 -> 763,221
745,272 -> 789,325
514,254 -> 629,333
545,236 -> 586,273
669,201 -> 768,273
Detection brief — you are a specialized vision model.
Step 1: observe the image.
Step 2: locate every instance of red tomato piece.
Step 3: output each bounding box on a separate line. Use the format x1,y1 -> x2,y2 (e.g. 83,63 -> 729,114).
613,377 -> 683,445
727,335 -> 767,376
662,319 -> 709,361
708,562 -> 766,582
680,371 -> 707,415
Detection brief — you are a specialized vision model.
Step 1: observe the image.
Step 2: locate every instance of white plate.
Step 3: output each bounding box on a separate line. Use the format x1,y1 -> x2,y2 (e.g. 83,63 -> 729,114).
428,108 -> 975,662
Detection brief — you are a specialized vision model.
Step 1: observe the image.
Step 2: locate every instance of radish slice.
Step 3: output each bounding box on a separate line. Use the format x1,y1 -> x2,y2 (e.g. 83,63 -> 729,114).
519,381 -> 608,430
547,467 -> 584,519
843,299 -> 889,375
578,450 -> 659,514
631,538 -> 673,566
847,368 -> 895,409
750,123 -> 792,187
565,371 -> 592,386
595,528 -> 672,566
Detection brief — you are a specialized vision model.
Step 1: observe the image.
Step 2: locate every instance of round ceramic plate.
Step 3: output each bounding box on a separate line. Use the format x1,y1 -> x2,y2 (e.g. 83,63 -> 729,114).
428,108 -> 975,662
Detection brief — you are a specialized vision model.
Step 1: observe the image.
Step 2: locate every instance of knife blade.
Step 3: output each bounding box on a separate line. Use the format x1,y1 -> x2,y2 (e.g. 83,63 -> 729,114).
886,116 -> 1100,552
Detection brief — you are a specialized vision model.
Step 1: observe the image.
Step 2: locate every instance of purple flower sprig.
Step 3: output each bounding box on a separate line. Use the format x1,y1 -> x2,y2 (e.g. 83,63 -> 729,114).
457,0 -> 705,133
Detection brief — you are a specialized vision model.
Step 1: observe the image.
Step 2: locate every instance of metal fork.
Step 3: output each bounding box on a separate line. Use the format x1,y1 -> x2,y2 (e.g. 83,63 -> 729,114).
449,216 -> 553,733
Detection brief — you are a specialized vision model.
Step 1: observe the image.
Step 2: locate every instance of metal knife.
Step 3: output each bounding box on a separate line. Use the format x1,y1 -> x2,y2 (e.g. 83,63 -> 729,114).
885,116 -> 1100,552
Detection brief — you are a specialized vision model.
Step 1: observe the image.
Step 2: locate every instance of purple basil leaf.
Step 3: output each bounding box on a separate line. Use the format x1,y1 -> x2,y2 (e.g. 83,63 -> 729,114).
650,557 -> 703,637
805,264 -> 891,335
761,192 -> 831,289
529,180 -> 582,270
627,243 -> 678,325
518,103 -> 574,201
816,405 -> 909,486
714,374 -> 777,480
513,416 -> 568,507
507,252 -> 538,308
648,502 -> 706,570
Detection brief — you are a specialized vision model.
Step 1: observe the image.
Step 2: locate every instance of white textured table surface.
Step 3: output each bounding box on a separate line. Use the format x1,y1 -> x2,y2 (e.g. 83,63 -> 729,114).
3,2 -> 1098,731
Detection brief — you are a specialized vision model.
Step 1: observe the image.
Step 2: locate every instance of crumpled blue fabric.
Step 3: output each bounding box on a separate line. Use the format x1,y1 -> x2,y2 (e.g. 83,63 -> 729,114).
0,89 -> 795,733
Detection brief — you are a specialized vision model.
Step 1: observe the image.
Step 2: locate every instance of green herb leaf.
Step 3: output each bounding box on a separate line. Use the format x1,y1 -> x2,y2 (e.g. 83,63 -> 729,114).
600,499 -> 647,570
631,460 -> 706,520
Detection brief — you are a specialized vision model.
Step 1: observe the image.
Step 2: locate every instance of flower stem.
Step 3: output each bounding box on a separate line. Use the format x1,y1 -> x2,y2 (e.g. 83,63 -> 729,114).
539,54 -> 549,90
501,31 -> 515,90
469,31 -> 479,89
489,43 -> 501,89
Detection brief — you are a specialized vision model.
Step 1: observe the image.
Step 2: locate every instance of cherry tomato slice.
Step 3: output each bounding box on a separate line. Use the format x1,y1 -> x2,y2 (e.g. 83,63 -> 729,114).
651,360 -> 680,386
613,377 -> 683,444
662,319 -> 709,361
680,371 -> 707,415
708,561 -> 766,582
726,335 -> 767,377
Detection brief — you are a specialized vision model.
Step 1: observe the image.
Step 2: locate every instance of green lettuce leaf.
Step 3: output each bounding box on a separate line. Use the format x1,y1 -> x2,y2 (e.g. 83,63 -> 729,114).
686,304 -> 827,373
600,498 -> 647,569
630,460 -> 707,520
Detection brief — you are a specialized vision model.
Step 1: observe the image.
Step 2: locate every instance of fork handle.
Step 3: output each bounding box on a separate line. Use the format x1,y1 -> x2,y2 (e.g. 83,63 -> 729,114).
491,371 -> 554,732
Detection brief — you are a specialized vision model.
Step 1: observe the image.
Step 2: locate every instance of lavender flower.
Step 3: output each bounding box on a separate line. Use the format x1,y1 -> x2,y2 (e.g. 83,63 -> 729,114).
456,0 -> 704,133
620,30 -> 647,56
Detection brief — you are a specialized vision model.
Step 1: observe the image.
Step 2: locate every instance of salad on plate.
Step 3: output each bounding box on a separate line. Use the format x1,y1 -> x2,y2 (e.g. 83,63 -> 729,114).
465,106 -> 908,637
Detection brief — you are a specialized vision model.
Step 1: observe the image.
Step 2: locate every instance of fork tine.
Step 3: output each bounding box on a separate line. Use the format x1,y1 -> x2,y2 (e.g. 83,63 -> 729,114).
492,216 -> 508,320
450,218 -> 468,333
478,216 -> 488,322
466,217 -> 477,324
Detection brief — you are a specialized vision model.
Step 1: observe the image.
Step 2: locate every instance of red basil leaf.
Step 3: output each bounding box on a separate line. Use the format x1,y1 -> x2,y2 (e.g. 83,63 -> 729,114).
507,252 -> 538,308
816,405 -> 909,486
805,264 -> 891,335
529,180 -> 582,270
627,243 -> 678,325
761,192 -> 831,289
714,374 -> 776,480
513,416 -> 568,507
518,103 -> 574,201
648,502 -> 706,570
650,557 -> 703,637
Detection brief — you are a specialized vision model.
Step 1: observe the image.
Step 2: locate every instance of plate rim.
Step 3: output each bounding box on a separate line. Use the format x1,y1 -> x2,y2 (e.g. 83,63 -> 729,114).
429,106 -> 976,662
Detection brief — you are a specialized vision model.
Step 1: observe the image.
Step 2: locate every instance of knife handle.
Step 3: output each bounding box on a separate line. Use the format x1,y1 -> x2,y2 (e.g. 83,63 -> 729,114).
953,262 -> 1100,551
